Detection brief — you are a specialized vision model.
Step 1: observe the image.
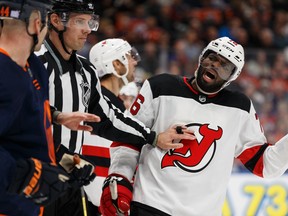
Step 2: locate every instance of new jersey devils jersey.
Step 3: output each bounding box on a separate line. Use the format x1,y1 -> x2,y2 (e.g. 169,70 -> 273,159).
109,74 -> 288,216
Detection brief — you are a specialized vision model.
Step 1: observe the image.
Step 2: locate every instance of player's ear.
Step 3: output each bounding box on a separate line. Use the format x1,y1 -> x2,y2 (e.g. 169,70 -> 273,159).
49,13 -> 63,30
112,60 -> 123,76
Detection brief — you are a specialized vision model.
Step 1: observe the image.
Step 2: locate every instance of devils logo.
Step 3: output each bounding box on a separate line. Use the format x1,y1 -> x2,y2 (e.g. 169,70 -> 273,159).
161,123 -> 223,173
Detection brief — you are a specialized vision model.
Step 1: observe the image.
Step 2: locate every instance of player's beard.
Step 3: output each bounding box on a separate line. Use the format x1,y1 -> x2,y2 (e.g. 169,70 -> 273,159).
195,66 -> 226,94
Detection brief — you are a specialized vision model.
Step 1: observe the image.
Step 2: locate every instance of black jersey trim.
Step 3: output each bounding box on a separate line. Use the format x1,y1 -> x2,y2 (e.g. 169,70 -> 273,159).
148,74 -> 251,113
130,201 -> 171,216
84,155 -> 110,167
244,143 -> 269,173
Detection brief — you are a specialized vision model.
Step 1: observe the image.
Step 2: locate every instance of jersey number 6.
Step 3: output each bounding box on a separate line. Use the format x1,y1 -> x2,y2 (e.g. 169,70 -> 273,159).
130,94 -> 145,115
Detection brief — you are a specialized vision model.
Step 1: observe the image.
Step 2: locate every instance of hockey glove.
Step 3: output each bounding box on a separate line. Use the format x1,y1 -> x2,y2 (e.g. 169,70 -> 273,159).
56,144 -> 96,186
100,174 -> 133,216
7,158 -> 70,206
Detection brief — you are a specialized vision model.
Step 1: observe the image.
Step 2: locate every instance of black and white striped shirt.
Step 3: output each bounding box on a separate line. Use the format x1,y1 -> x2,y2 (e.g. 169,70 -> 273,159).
36,38 -> 155,153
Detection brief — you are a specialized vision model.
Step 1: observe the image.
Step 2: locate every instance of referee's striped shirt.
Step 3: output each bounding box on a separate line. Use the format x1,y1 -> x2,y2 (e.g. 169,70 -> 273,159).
36,38 -> 155,153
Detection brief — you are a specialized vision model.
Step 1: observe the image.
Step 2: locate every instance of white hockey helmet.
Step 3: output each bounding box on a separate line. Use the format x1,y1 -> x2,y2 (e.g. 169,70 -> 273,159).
196,37 -> 245,91
89,38 -> 139,84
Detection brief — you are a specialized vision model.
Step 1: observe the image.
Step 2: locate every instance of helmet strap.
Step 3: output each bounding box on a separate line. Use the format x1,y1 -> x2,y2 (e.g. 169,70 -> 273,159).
59,29 -> 73,55
51,24 -> 73,55
121,76 -> 129,86
25,21 -> 38,54
112,58 -> 129,85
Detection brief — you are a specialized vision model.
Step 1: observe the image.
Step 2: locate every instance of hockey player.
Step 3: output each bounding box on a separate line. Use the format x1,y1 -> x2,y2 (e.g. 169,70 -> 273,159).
119,82 -> 139,111
83,38 -> 140,215
0,0 -> 70,215
100,37 -> 288,216
36,0 -> 194,215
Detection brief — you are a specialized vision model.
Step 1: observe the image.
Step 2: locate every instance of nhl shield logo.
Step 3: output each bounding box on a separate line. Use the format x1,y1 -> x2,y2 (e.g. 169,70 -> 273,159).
80,81 -> 90,108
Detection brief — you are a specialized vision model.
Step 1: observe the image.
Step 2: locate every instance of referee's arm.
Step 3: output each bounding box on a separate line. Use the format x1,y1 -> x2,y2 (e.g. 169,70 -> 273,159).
88,86 -> 156,150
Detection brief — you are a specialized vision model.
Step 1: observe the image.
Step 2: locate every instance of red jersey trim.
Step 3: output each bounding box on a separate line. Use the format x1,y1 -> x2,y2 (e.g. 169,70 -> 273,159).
237,144 -> 271,177
183,77 -> 218,98
94,166 -> 109,177
82,145 -> 110,158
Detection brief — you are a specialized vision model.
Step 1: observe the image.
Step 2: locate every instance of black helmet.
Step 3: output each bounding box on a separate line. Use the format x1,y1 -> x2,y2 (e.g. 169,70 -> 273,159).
0,0 -> 54,24
52,0 -> 95,14
50,0 -> 99,32
49,0 -> 98,55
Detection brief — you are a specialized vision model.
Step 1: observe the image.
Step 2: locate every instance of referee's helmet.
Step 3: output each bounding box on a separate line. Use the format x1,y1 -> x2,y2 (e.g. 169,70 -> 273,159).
51,0 -> 99,31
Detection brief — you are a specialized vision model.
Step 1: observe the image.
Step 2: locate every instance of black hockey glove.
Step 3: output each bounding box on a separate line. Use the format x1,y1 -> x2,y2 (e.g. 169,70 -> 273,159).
56,144 -> 96,187
7,158 -> 70,206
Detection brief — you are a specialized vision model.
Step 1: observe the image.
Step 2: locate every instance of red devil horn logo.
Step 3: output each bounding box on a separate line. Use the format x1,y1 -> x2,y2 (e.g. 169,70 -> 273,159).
161,124 -> 223,172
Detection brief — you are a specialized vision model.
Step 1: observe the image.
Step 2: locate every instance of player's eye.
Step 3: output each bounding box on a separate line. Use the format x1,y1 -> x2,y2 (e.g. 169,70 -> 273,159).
208,53 -> 218,62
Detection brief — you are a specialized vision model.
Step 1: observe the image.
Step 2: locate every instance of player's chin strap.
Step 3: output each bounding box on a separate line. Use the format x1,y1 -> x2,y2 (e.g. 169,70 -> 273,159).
25,19 -> 47,54
50,24 -> 76,55
119,65 -> 130,86
121,76 -> 129,86
25,24 -> 38,54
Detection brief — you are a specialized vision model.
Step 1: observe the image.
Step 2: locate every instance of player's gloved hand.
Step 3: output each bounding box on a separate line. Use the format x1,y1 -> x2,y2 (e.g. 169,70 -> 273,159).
100,174 -> 133,216
7,158 -> 70,206
56,144 -> 96,187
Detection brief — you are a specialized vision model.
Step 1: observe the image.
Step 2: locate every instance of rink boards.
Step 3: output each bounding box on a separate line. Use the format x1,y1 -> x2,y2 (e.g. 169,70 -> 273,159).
223,174 -> 288,216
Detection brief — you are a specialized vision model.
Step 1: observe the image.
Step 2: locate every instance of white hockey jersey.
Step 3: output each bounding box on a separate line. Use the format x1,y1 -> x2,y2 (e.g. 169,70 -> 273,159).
109,74 -> 288,216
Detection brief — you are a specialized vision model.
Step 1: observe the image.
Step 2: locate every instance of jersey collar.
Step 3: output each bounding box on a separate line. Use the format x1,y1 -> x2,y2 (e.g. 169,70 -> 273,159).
184,77 -> 218,98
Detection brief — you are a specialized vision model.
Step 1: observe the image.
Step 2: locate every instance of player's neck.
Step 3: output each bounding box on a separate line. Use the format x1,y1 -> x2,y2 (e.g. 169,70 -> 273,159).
101,76 -> 121,96
0,37 -> 32,68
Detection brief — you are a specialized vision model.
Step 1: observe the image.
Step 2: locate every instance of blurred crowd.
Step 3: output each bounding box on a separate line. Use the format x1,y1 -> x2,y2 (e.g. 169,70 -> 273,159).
79,0 -> 288,171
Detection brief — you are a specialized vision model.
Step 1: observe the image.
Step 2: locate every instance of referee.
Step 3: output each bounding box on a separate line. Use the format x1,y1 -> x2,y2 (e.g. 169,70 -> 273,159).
36,1 -> 193,216
36,0 -> 153,214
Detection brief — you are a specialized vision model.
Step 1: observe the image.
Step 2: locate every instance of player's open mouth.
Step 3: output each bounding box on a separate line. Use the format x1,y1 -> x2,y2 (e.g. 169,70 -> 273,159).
203,69 -> 216,82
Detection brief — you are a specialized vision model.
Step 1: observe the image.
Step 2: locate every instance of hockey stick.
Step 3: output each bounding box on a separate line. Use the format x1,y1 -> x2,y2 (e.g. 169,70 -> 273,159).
74,155 -> 88,216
